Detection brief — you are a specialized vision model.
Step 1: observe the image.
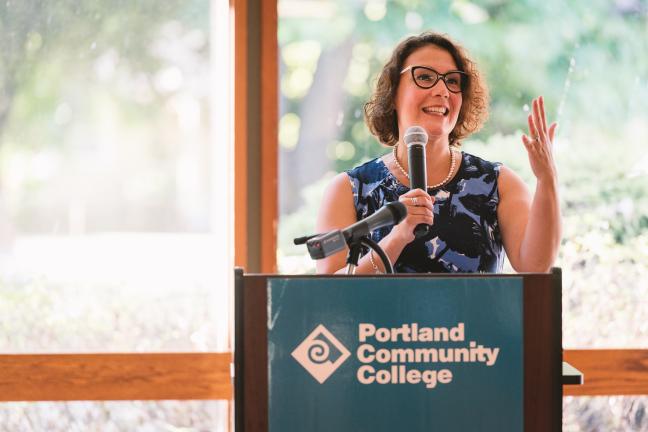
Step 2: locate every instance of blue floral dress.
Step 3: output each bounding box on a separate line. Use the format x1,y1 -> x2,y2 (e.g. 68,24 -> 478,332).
346,152 -> 504,273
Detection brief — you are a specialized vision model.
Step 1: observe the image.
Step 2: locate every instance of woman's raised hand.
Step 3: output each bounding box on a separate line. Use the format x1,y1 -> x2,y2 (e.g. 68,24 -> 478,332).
521,96 -> 558,183
391,189 -> 435,244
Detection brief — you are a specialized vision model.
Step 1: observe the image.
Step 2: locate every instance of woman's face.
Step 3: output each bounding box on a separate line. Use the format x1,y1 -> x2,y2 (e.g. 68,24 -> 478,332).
394,44 -> 463,143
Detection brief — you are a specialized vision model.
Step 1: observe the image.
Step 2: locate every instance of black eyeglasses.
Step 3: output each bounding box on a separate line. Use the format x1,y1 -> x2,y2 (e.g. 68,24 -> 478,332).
400,66 -> 467,93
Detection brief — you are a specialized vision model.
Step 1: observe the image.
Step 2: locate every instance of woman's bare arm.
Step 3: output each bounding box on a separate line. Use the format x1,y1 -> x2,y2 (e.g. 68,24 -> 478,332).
497,166 -> 561,272
315,172 -> 435,274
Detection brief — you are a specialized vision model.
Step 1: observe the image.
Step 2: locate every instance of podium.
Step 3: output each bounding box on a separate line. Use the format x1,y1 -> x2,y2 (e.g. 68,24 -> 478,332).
235,269 -> 563,431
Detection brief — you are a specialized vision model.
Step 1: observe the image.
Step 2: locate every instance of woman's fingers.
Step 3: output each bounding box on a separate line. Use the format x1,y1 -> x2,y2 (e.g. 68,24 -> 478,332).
531,99 -> 538,136
409,215 -> 434,226
537,97 -> 547,136
397,190 -> 435,226
399,190 -> 434,210
528,97 -> 555,147
527,115 -> 538,141
405,204 -> 434,220
403,188 -> 432,197
532,98 -> 543,138
522,96 -> 559,183
406,206 -> 434,217
548,122 -> 557,142
521,134 -> 532,148
538,96 -> 548,135
402,203 -> 434,220
391,190 -> 436,243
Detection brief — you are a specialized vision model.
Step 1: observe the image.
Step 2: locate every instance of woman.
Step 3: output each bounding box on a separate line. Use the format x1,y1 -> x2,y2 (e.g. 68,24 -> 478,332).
315,31 -> 561,274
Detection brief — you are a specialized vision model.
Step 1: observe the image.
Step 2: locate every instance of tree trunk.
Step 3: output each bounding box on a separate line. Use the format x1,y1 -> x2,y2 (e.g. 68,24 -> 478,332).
280,37 -> 354,215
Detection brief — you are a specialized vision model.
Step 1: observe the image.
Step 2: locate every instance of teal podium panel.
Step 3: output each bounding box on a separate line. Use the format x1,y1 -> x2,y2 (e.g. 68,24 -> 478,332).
268,277 -> 524,432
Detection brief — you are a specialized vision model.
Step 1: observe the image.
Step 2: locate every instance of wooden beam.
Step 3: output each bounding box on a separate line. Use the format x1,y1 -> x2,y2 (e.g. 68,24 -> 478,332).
233,0 -> 248,270
563,349 -> 648,396
260,0 -> 278,274
0,349 -> 645,402
232,0 -> 278,273
0,353 -> 232,401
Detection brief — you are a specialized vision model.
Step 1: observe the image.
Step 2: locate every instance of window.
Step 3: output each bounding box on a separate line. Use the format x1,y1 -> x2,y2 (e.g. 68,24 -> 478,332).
0,0 -> 232,428
277,0 -> 648,429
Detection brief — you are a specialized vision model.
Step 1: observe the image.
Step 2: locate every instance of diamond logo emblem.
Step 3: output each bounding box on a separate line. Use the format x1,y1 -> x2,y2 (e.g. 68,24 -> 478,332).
291,324 -> 351,384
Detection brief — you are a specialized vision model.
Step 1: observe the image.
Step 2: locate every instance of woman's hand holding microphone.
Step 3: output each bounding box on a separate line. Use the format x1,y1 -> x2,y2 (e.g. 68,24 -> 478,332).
390,188 -> 435,245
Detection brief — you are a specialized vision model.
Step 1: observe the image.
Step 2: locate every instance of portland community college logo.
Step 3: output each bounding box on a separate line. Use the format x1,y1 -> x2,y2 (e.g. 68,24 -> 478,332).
291,324 -> 350,383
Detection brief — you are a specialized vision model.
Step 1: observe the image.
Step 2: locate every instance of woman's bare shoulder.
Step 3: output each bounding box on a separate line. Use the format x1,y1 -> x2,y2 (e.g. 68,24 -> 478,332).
497,164 -> 530,200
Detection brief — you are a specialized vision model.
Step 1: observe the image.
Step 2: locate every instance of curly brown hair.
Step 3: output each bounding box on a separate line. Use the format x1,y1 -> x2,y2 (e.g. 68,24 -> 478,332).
364,32 -> 489,147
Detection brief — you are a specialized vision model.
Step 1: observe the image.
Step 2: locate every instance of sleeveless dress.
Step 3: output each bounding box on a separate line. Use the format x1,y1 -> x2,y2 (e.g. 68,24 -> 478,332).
346,152 -> 504,273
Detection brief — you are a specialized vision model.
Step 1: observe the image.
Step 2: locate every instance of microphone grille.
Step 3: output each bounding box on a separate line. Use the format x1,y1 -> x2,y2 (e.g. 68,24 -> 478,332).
403,125 -> 428,148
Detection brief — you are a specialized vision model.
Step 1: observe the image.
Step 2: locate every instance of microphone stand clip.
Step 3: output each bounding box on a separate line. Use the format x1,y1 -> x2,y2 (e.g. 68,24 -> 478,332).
294,233 -> 395,275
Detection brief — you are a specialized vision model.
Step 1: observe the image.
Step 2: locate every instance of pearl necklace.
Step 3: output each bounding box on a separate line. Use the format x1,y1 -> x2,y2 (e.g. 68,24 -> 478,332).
392,144 -> 457,189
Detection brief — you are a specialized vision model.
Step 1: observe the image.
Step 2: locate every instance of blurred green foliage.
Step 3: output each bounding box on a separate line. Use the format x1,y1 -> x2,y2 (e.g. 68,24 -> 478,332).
0,0 -> 212,232
278,6 -> 648,426
278,0 -> 648,263
0,0 -> 209,145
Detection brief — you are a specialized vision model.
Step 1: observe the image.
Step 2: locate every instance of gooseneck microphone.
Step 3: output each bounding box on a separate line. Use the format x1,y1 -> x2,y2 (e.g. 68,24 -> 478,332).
306,201 -> 408,260
342,201 -> 408,242
404,125 -> 430,238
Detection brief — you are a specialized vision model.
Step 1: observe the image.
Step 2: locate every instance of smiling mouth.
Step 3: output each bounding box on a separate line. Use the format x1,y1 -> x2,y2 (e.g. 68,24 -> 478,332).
422,106 -> 449,116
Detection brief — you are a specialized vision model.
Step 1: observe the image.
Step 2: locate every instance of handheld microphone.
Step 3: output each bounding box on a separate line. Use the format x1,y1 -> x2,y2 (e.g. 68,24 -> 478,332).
404,125 -> 430,238
306,201 -> 407,260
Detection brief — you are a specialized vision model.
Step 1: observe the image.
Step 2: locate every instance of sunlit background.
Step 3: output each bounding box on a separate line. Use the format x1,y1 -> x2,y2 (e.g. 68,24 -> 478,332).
0,0 -> 646,430
276,0 -> 648,430
0,0 -> 230,429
